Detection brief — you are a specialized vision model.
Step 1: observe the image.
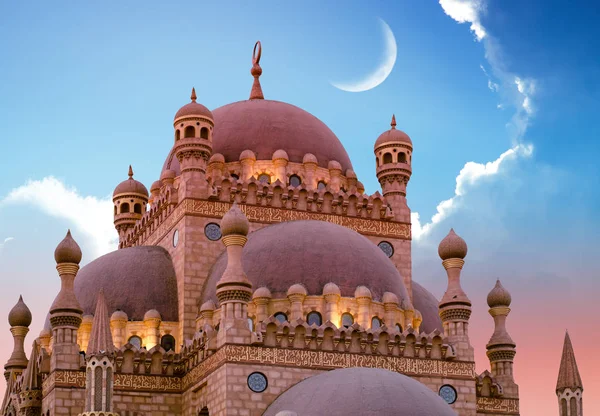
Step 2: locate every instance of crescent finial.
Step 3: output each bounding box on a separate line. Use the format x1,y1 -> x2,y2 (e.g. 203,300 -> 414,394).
249,41 -> 264,100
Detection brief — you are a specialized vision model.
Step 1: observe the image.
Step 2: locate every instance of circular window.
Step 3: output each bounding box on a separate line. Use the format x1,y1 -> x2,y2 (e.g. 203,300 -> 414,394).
341,313 -> 354,328
274,312 -> 288,323
439,385 -> 457,404
307,311 -> 322,326
289,175 -> 302,188
258,174 -> 271,184
128,336 -> 142,349
172,229 -> 179,247
247,372 -> 268,393
205,223 -> 222,241
317,181 -> 327,190
371,317 -> 382,329
378,241 -> 394,258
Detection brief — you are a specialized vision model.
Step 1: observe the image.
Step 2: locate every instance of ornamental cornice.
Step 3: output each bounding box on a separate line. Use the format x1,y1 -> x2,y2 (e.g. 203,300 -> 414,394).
173,116 -> 214,126
375,142 -> 413,151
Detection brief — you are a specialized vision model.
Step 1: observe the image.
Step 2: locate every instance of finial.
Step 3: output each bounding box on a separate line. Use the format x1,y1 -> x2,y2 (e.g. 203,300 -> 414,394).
191,87 -> 197,102
54,229 -> 82,265
391,114 -> 396,129
249,41 -> 264,100
438,228 -> 468,260
128,165 -> 134,179
8,295 -> 32,327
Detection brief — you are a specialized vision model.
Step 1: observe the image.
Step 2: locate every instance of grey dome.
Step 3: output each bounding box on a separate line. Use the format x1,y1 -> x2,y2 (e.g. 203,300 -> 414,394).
73,246 -> 178,321
263,367 -> 457,416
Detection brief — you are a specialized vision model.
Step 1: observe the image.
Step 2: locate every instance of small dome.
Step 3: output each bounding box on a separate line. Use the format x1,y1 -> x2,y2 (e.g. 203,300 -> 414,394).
39,328 -> 51,337
220,203 -> 250,237
303,153 -> 318,164
114,166 -> 149,197
354,286 -> 372,298
374,115 -> 412,149
382,292 -> 399,304
240,149 -> 257,161
82,314 -> 94,324
487,280 -> 512,308
287,284 -> 307,297
111,310 -> 128,321
144,309 -> 161,320
272,149 -> 289,161
209,153 -> 225,164
150,180 -> 162,192
54,229 -> 82,264
263,367 -> 456,416
414,309 -> 423,322
160,169 -> 176,181
253,287 -> 272,299
438,228 -> 468,260
323,282 -> 341,297
345,169 -> 357,179
327,160 -> 342,171
199,300 -> 216,312
174,88 -> 213,121
8,296 -> 32,327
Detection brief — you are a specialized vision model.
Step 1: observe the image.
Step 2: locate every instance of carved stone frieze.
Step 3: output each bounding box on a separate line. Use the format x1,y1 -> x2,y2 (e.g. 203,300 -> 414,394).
476,397 -> 519,414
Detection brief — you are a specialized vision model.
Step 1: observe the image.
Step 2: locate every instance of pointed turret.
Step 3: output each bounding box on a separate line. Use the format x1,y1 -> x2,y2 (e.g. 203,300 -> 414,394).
113,166 -> 149,247
19,341 -> 42,412
4,296 -> 32,377
556,331 -> 583,415
86,289 -> 115,356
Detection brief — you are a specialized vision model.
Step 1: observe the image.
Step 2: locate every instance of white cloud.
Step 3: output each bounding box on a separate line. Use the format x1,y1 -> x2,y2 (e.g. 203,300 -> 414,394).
1,177 -> 116,259
412,143 -> 534,240
0,237 -> 14,252
439,0 -> 487,41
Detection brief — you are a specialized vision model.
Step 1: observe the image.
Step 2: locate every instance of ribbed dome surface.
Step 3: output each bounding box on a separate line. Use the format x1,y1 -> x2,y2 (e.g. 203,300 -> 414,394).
263,367 -> 457,416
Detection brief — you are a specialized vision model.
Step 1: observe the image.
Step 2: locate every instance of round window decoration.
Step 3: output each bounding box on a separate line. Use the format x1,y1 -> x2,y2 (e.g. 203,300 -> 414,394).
378,241 -> 394,258
247,372 -> 268,393
205,223 -> 222,241
439,385 -> 457,404
172,229 -> 179,247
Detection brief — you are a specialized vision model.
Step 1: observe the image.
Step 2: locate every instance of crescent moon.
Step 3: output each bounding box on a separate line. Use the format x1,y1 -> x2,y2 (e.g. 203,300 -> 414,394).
331,18 -> 397,92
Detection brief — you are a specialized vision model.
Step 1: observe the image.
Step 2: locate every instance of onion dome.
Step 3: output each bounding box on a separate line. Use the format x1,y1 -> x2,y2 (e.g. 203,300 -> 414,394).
252,287 -> 272,299
54,229 -> 82,264
110,310 -> 128,321
287,284 -> 307,297
438,228 -> 468,260
264,367 -> 456,416
150,180 -> 162,193
113,165 -> 149,197
199,300 -> 216,313
220,202 -> 250,237
272,149 -> 289,161
209,153 -> 225,164
354,286 -> 372,299
374,115 -> 412,148
487,280 -> 512,308
322,283 -> 341,297
143,309 -> 161,320
382,292 -> 399,305
8,296 -> 32,327
240,149 -> 257,161
174,87 -> 213,121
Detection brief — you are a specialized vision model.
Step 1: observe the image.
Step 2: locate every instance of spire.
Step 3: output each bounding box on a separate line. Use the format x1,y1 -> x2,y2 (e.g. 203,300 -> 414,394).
249,41 -> 264,100
86,289 -> 115,356
128,165 -> 134,179
191,87 -> 197,102
556,331 -> 583,393
21,341 -> 40,391
391,114 -> 396,129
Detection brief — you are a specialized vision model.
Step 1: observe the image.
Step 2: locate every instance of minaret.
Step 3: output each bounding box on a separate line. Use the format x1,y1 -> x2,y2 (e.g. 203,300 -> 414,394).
4,296 -> 32,378
486,280 -> 518,397
80,290 -> 117,416
215,203 -> 253,347
113,165 -> 149,247
173,87 -> 214,200
556,331 -> 583,416
19,340 -> 42,415
49,230 -> 84,371
437,229 -> 474,361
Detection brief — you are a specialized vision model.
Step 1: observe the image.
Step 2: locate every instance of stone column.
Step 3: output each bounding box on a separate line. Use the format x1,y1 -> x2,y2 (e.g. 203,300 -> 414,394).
287,284 -> 307,321
355,286 -> 372,328
323,283 -> 341,325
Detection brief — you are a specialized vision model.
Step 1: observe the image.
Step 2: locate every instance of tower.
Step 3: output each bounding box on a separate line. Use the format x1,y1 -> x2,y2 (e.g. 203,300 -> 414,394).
556,331 -> 583,416
173,87 -> 214,200
19,340 -> 42,416
80,290 -> 117,416
113,165 -> 149,246
486,280 -> 518,397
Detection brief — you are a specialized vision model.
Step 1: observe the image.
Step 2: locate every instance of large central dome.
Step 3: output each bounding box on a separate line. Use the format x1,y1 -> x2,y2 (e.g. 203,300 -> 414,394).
163,99 -> 353,175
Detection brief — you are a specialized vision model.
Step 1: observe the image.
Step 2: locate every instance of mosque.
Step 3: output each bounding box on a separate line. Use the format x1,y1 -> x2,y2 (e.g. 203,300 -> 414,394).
1,42 -> 584,416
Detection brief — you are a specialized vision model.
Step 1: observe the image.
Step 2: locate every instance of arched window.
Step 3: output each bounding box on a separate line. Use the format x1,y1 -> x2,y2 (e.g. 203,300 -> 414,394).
317,181 -> 327,190
398,152 -> 407,163
184,126 -> 195,138
199,407 -> 210,416
200,127 -> 209,139
570,397 -> 577,415
175,130 -> 181,141
128,335 -> 142,348
383,153 -> 393,164
134,203 -> 142,214
160,334 -> 176,352
395,323 -> 403,333
230,173 -> 239,180
120,203 -> 130,214
114,205 -> 117,216
371,316 -> 382,329
560,398 -> 567,416
307,311 -> 322,326
258,174 -> 271,184
376,156 -> 380,167
341,313 -> 354,328
247,318 -> 254,331
274,312 -> 288,323
289,174 -> 302,187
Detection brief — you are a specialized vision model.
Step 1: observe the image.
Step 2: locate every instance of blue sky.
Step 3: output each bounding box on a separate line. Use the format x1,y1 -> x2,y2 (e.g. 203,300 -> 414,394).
0,1 -> 599,412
